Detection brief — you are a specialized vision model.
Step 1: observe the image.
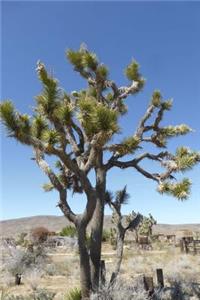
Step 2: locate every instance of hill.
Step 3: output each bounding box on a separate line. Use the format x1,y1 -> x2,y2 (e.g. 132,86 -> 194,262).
0,215 -> 200,238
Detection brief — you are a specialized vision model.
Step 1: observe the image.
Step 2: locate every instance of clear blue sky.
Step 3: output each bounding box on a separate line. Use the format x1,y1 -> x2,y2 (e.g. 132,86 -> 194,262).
1,1 -> 200,223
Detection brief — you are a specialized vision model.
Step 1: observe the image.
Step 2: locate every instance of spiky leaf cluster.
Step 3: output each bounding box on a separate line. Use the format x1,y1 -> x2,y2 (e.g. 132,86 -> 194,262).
151,90 -> 162,107
115,186 -> 130,206
152,124 -> 192,148
41,129 -> 60,145
174,147 -> 200,171
31,116 -> 48,139
160,124 -> 191,138
0,101 -> 17,133
0,101 -> 33,144
124,60 -> 145,90
53,100 -> 74,126
151,92 -> 173,111
78,96 -> 119,139
125,60 -> 141,81
107,136 -> 140,156
157,178 -> 191,200
119,136 -> 140,155
67,47 -> 107,82
42,183 -> 54,192
96,64 -> 109,80
36,62 -> 60,117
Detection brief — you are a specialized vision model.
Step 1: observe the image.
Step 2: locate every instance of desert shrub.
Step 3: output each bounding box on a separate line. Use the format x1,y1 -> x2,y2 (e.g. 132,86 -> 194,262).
64,287 -> 81,300
90,277 -> 148,300
4,245 -> 47,279
26,268 -> 44,291
102,229 -> 111,242
31,227 -> 50,244
15,232 -> 28,247
5,248 -> 26,275
59,226 -> 77,237
45,263 -> 57,276
33,289 -> 56,300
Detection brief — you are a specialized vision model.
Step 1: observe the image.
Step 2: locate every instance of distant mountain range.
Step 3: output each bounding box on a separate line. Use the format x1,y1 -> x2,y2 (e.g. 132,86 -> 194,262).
0,215 -> 200,238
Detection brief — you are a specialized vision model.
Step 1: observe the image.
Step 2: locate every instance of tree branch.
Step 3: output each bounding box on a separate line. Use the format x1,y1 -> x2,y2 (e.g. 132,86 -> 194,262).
34,149 -> 77,224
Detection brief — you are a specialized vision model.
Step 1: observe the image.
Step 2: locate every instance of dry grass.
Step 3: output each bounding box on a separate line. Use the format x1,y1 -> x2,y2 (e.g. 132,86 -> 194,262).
1,238 -> 200,299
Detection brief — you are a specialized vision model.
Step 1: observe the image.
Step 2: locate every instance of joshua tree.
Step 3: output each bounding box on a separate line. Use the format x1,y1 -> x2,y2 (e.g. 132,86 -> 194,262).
138,214 -> 157,238
105,186 -> 143,285
1,45 -> 200,298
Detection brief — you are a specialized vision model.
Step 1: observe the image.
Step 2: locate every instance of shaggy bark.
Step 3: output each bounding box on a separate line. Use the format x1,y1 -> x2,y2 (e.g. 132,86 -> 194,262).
90,154 -> 106,289
77,223 -> 91,299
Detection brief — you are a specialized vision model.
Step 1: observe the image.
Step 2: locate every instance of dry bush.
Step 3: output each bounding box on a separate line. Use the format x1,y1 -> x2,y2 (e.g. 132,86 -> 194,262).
90,277 -> 148,300
2,244 -> 47,284
25,268 -> 44,291
31,227 -> 50,244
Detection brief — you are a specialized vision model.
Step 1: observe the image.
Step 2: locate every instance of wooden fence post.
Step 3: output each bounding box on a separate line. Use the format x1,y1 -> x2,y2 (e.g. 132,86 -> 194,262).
15,273 -> 21,285
156,268 -> 164,288
100,260 -> 106,285
143,276 -> 154,296
180,238 -> 184,253
193,240 -> 197,255
184,238 -> 189,254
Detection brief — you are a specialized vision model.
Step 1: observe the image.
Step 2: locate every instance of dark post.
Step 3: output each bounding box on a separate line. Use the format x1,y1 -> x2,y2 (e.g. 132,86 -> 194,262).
193,240 -> 197,255
143,276 -> 154,296
15,274 -> 21,285
184,238 -> 189,254
180,238 -> 184,253
156,268 -> 164,288
27,243 -> 34,253
100,260 -> 106,285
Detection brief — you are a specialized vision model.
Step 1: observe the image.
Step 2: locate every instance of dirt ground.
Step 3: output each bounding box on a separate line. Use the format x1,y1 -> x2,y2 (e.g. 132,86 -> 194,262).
1,241 -> 200,299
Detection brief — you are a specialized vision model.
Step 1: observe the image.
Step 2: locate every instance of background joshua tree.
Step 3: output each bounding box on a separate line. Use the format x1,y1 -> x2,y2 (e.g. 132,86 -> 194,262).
138,214 -> 157,238
105,186 -> 143,285
1,45 -> 200,298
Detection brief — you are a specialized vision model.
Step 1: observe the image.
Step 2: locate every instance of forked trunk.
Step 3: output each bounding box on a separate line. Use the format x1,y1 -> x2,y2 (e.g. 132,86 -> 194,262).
77,224 -> 91,299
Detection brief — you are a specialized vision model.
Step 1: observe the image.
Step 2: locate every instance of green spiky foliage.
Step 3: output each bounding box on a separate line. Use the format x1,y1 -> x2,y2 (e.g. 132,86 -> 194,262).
77,96 -> 119,139
138,214 -> 157,236
151,90 -> 162,107
115,186 -> 130,206
108,135 -> 140,156
124,60 -> 145,90
64,287 -> 82,300
174,147 -> 200,171
157,178 -> 191,200
42,183 -> 54,192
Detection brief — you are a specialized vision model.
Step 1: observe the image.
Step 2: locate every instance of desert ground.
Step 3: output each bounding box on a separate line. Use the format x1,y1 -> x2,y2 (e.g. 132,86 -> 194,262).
0,216 -> 200,300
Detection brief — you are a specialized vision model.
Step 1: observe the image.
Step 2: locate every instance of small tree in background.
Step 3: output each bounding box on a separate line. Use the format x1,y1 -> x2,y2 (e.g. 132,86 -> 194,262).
138,214 -> 156,237
59,225 -> 77,237
105,186 -> 143,285
1,45 -> 200,298
31,227 -> 50,244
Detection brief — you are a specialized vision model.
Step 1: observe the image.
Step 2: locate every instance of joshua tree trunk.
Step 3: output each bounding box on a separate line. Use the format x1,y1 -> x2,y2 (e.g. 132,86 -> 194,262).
90,157 -> 106,289
90,196 -> 104,289
77,224 -> 91,299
